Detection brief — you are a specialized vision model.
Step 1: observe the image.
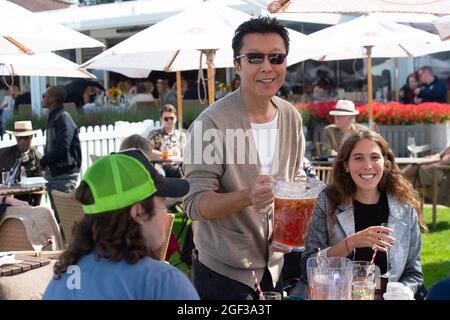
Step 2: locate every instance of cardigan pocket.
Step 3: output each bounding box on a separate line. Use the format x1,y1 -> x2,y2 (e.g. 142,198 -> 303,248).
213,225 -> 259,269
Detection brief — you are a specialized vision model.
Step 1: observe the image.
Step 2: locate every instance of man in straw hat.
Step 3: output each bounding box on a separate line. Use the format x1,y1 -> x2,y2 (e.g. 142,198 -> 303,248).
320,100 -> 369,158
0,121 -> 43,205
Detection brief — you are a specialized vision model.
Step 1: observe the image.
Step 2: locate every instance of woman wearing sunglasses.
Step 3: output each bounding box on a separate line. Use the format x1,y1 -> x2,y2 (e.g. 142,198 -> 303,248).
183,16 -> 307,300
147,104 -> 186,178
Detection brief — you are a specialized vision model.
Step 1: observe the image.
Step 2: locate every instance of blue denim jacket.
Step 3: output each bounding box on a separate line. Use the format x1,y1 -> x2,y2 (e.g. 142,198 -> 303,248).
299,191 -> 424,294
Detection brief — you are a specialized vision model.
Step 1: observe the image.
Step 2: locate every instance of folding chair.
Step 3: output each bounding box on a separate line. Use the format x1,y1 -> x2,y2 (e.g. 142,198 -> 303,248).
0,218 -> 34,251
51,190 -> 84,244
315,166 -> 333,184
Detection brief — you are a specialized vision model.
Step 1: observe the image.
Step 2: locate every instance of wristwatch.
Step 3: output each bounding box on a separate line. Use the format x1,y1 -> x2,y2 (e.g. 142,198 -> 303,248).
1,196 -> 7,204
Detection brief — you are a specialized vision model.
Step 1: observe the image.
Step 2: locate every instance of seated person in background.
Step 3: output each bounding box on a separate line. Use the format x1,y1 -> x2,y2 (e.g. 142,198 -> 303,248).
320,100 -> 368,157
297,130 -> 426,298
147,104 -> 186,178
128,82 -> 155,110
312,84 -> 331,101
399,72 -> 419,104
0,121 -> 43,206
231,76 -> 241,92
43,149 -> 199,300
119,134 -> 181,261
156,79 -> 177,106
65,79 -> 105,109
414,66 -> 447,104
402,144 -> 450,202
14,85 -> 31,111
183,80 -> 208,100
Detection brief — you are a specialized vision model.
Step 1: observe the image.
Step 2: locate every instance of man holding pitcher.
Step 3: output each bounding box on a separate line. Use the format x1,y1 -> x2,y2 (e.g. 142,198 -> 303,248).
183,17 -> 306,300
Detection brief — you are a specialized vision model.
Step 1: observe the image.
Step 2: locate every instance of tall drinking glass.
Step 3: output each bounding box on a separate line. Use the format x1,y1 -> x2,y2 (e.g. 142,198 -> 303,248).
271,178 -> 324,252
1,172 -> 10,187
380,222 -> 395,278
407,137 -> 416,158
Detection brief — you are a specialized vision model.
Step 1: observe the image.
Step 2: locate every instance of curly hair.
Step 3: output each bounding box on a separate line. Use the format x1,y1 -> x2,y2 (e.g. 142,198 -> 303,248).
52,181 -> 156,279
326,130 -> 427,232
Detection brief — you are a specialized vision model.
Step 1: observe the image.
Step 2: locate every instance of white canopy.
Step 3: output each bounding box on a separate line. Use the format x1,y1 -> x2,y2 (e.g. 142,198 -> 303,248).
268,0 -> 450,15
82,1 -> 318,77
433,16 -> 450,41
0,52 -> 95,78
0,0 -> 104,55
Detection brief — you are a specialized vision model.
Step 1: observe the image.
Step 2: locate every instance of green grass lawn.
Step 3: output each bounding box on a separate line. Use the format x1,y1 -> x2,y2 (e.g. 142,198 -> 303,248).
169,206 -> 450,290
421,206 -> 450,290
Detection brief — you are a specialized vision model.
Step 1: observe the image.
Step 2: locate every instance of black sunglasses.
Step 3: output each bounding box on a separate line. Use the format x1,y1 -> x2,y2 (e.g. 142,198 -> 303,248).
235,53 -> 286,65
163,116 -> 175,121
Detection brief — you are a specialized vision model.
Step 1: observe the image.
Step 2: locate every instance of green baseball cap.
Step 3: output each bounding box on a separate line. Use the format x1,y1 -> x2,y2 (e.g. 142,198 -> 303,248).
81,148 -> 189,214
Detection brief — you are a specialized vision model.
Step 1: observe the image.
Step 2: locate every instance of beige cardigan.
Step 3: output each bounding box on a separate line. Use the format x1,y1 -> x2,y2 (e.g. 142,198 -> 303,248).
183,89 -> 306,288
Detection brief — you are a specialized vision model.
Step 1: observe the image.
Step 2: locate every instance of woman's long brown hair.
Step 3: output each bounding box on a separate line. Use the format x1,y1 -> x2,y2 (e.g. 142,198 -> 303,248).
325,130 -> 427,232
53,181 -> 156,278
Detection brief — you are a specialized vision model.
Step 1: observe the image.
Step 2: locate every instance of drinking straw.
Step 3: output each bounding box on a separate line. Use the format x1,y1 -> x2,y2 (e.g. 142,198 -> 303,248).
252,270 -> 264,300
369,248 -> 377,265
316,247 -> 321,266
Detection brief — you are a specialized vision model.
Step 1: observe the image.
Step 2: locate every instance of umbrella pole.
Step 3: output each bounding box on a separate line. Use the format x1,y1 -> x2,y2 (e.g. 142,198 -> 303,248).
366,46 -> 374,129
176,70 -> 183,130
207,64 -> 215,105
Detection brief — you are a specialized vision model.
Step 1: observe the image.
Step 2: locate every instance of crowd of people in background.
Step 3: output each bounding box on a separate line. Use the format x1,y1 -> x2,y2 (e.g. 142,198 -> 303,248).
399,66 -> 448,104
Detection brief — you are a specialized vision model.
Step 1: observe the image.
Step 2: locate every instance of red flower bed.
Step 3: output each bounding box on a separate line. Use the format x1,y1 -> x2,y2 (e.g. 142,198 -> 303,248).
296,100 -> 450,125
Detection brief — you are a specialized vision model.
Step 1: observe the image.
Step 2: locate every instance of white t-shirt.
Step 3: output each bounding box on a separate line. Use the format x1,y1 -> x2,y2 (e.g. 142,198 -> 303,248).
251,111 -> 279,175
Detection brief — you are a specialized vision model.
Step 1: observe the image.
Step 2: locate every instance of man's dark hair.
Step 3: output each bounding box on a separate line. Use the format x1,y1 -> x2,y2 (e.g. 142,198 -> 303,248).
232,16 -> 290,59
136,82 -> 147,94
419,66 -> 434,76
48,86 -> 67,104
160,104 -> 177,117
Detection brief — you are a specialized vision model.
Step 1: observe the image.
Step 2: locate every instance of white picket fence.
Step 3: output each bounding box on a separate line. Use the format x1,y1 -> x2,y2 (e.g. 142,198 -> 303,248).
0,119 -> 161,178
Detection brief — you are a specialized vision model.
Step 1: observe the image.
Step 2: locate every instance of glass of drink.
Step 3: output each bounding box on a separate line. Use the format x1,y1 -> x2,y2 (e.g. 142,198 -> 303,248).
380,222 -> 396,278
271,178 -> 323,252
1,172 -> 10,187
262,291 -> 282,300
352,281 -> 376,300
353,261 -> 376,283
161,148 -> 169,160
407,137 -> 416,158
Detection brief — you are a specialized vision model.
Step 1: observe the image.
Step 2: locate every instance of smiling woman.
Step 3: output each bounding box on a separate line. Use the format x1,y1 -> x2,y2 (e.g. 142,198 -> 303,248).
298,130 -> 427,299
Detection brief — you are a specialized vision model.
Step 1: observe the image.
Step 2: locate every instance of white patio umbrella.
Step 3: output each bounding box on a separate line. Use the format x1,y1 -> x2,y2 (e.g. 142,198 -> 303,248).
82,1 -> 319,127
0,52 -> 95,78
296,15 -> 450,126
266,0 -> 450,15
433,16 -> 450,40
0,0 -> 104,54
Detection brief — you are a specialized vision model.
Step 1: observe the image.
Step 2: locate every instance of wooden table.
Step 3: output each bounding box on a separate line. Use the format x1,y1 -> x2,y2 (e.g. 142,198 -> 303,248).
151,156 -> 183,165
0,255 -> 55,300
0,184 -> 46,196
394,157 -> 438,165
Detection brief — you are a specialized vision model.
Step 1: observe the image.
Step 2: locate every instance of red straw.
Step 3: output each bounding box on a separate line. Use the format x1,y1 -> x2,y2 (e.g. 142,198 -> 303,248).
369,248 -> 377,265
316,247 -> 321,266
252,271 -> 264,300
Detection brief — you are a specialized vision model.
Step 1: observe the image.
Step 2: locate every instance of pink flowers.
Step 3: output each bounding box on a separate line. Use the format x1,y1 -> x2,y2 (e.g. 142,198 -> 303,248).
296,101 -> 450,125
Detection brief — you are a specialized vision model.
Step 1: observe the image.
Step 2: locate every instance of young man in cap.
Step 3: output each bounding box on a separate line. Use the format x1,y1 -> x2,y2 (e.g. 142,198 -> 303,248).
0,121 -> 43,206
320,99 -> 368,157
43,149 -> 199,300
